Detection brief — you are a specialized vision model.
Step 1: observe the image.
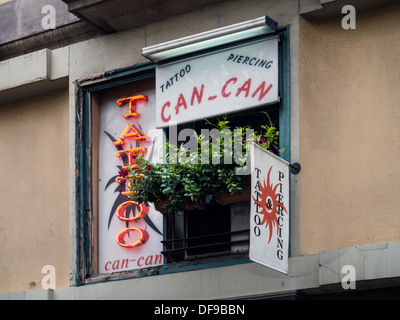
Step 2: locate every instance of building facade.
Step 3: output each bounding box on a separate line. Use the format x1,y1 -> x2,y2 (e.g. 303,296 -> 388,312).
1,0 -> 400,300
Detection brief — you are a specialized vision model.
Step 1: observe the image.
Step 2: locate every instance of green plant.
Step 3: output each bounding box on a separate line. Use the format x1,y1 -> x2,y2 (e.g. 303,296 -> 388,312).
127,113 -> 282,214
256,112 -> 285,153
129,158 -> 247,214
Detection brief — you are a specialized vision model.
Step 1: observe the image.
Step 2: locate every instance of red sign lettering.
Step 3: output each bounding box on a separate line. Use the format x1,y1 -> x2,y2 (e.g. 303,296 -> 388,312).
160,78 -> 273,123
113,95 -> 150,248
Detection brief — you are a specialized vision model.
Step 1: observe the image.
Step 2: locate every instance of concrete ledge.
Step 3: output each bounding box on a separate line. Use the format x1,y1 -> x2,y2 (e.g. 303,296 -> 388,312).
0,47 -> 69,104
1,241 -> 400,299
319,241 -> 400,286
0,49 -> 50,91
0,289 -> 53,300
300,0 -> 400,20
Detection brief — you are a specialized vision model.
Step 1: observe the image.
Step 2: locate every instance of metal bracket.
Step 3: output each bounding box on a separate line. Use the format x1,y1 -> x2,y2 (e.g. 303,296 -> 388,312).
289,162 -> 301,175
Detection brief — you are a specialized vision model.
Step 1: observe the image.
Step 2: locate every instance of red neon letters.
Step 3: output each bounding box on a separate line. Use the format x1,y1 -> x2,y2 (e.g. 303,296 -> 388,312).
113,124 -> 149,146
114,95 -> 150,248
116,201 -> 148,222
117,95 -> 147,118
116,228 -> 149,248
160,78 -> 273,123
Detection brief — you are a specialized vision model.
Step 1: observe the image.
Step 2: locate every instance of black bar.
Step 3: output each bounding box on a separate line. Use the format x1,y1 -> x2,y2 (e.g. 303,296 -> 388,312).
161,229 -> 250,244
161,238 -> 249,255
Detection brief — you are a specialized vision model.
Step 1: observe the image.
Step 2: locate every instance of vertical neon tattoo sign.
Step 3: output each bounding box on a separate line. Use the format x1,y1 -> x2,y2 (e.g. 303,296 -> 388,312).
113,95 -> 149,248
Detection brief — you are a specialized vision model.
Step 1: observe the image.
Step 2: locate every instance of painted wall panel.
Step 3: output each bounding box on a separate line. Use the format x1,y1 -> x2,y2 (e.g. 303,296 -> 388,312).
299,2 -> 400,254
0,89 -> 70,293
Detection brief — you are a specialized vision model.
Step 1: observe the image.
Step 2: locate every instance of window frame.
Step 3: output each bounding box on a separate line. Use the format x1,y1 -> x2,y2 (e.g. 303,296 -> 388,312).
75,26 -> 290,286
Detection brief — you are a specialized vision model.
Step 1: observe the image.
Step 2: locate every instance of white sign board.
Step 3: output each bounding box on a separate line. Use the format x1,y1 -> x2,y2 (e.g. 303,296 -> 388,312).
250,143 -> 289,274
98,89 -> 165,274
156,37 -> 279,127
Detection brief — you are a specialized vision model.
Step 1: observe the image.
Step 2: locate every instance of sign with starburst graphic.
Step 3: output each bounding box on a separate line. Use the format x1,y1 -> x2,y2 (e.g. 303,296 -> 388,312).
250,143 -> 290,274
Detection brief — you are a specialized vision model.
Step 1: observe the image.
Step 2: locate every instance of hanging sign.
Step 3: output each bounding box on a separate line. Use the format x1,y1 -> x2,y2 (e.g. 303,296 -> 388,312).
250,143 -> 289,274
156,37 -> 279,128
98,89 -> 165,274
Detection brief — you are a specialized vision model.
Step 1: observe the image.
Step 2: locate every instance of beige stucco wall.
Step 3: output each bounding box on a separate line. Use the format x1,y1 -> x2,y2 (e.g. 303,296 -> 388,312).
299,2 -> 400,254
0,89 -> 70,293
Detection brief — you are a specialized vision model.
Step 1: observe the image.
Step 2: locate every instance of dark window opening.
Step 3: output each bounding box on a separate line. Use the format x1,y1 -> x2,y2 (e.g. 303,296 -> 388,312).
162,201 -> 250,263
186,202 -> 231,257
161,107 -> 279,263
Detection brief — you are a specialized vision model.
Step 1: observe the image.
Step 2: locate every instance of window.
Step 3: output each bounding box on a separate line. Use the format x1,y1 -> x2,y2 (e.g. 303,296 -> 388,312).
75,27 -> 290,285
163,201 -> 250,263
161,107 -> 280,263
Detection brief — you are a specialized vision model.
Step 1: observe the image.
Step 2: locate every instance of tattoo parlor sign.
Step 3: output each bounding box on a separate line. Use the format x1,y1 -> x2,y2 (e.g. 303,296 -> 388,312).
156,37 -> 279,127
98,90 -> 165,274
250,143 -> 289,274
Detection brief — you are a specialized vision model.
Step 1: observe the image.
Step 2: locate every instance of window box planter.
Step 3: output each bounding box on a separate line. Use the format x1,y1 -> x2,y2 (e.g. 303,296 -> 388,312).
154,196 -> 206,214
213,184 -> 251,205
